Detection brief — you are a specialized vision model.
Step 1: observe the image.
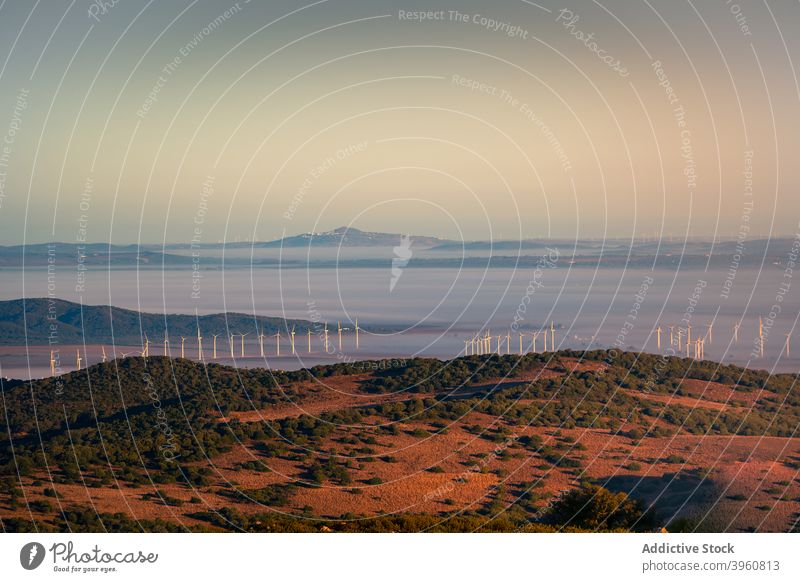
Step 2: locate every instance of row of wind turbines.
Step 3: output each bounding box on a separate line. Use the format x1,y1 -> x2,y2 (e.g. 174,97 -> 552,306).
461,317 -> 792,361
52,320 -> 362,372
653,317 -> 786,359
464,322 -> 557,356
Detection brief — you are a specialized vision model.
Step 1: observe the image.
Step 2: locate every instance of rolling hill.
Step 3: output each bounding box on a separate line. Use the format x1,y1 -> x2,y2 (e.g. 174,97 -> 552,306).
2,351 -> 799,533
0,298 -> 315,345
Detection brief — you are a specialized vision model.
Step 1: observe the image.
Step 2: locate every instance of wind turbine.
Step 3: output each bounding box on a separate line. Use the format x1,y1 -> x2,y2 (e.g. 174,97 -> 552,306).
212,334 -> 219,359
324,322 -> 330,353
355,318 -> 360,350
519,333 -> 523,355
668,325 -> 674,346
163,336 -> 169,356
240,333 -> 249,357
196,328 -> 203,360
258,330 -> 266,357
229,334 -> 235,358
550,321 -> 555,350
143,335 -> 150,358
733,322 -> 740,344
180,337 -> 186,359
506,332 -> 511,355
337,321 -> 343,352
532,332 -> 538,354
786,333 -> 791,357
464,339 -> 470,356
50,350 -> 56,375
707,323 -> 713,344
687,324 -> 692,348
291,326 -> 296,354
677,328 -> 682,351
101,345 -> 107,363
275,331 -> 281,356
656,326 -> 662,350
759,316 -> 764,358
542,328 -> 548,352
307,329 -> 313,353
76,349 -> 83,369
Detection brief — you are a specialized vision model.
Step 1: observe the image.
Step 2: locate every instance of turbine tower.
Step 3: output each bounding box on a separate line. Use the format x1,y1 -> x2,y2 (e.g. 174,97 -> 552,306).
163,336 -> 169,356
196,328 -> 203,360
275,331 -> 281,356
180,337 -> 186,359
76,349 -> 82,369
307,329 -> 313,353
785,332 -> 791,357
656,325 -> 662,350
355,318 -> 360,350
50,350 -> 56,375
324,322 -> 330,353
733,322 -> 740,344
668,325 -> 674,347
258,330 -> 265,357
550,321 -> 555,351
532,332 -> 537,354
240,333 -> 249,358
506,332 -> 511,355
212,334 -> 219,359
291,326 -> 296,354
101,345 -> 107,363
337,321 -> 343,352
229,334 -> 235,359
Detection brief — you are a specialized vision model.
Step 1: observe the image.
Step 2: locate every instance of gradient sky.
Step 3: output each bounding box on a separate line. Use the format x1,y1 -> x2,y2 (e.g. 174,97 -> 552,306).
0,0 -> 797,244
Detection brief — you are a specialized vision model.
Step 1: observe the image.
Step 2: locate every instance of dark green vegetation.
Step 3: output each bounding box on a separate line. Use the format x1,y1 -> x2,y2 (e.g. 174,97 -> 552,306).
2,351 -> 799,532
0,298 -> 314,345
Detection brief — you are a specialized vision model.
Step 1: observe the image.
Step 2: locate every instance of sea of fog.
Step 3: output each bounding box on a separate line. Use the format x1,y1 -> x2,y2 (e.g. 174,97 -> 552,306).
1,263 -> 798,377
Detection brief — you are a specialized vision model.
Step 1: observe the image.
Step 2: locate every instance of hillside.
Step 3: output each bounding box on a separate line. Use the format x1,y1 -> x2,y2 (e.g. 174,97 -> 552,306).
0,298 -> 315,345
2,351 -> 799,533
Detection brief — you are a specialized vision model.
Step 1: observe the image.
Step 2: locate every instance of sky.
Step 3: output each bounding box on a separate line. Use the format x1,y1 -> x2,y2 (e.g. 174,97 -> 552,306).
0,0 -> 797,244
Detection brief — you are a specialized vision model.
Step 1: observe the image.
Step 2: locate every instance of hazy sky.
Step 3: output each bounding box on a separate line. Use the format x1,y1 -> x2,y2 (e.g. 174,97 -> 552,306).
0,0 -> 797,244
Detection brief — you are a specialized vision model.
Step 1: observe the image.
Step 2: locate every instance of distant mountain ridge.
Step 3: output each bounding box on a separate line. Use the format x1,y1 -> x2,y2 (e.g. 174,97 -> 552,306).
256,226 -> 448,248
